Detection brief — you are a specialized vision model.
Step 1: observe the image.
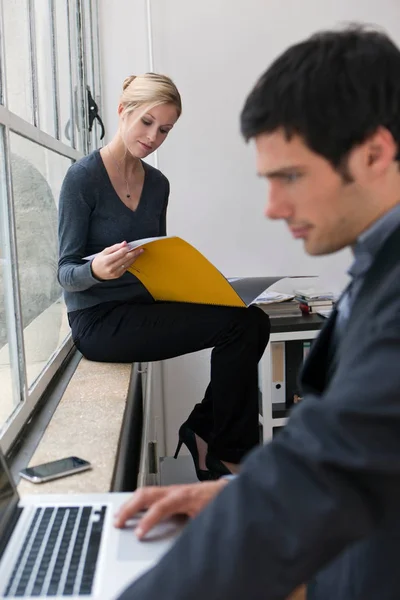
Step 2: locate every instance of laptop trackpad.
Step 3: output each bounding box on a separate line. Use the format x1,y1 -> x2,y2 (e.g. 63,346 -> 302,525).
117,517 -> 183,561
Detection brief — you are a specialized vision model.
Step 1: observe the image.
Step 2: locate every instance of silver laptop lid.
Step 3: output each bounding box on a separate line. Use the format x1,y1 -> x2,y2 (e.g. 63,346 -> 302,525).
0,448 -> 20,559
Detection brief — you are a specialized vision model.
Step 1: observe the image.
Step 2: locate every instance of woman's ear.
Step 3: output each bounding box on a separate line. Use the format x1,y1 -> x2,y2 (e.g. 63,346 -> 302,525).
117,103 -> 124,117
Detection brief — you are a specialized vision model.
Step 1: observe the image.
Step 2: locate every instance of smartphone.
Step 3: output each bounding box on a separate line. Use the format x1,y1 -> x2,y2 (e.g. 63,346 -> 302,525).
19,456 -> 92,484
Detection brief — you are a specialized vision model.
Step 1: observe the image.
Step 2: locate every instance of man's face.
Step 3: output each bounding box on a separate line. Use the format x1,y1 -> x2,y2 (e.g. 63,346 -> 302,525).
255,130 -> 365,255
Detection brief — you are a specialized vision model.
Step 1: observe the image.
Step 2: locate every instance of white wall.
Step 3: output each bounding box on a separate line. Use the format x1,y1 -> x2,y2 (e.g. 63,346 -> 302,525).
99,1 -> 152,154
99,0 -> 400,455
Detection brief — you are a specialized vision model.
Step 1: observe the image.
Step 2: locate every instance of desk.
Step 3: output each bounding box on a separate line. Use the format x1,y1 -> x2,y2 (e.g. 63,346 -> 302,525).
259,313 -> 325,441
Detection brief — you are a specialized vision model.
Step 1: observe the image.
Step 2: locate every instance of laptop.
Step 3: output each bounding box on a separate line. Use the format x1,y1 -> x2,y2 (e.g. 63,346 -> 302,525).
0,449 -> 183,599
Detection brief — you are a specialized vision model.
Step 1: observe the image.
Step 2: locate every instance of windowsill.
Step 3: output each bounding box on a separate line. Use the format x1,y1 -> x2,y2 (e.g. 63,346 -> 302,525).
17,356 -> 132,496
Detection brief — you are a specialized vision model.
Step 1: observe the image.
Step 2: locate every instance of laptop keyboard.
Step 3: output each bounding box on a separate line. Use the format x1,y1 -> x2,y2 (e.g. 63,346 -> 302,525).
4,505 -> 107,597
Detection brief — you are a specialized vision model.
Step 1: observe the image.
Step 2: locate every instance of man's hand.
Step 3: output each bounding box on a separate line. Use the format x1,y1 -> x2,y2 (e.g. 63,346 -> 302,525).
91,241 -> 143,280
114,480 -> 229,539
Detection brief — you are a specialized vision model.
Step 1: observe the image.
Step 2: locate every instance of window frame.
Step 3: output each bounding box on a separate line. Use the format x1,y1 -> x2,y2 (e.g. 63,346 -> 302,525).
0,0 -> 102,453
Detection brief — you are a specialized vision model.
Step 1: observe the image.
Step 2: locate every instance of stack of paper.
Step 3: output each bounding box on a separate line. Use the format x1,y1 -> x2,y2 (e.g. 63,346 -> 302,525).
294,288 -> 335,315
252,290 -> 295,305
293,288 -> 335,301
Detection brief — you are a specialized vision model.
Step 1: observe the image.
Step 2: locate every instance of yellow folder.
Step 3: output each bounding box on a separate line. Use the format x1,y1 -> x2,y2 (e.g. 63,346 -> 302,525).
126,236 -> 246,307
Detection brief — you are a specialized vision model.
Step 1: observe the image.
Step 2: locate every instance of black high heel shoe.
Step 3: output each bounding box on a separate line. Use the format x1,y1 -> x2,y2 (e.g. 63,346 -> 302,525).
174,424 -> 215,482
205,453 -> 234,478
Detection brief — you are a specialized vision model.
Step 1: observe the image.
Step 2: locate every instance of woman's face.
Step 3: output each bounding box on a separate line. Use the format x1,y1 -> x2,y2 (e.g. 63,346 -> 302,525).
119,103 -> 179,158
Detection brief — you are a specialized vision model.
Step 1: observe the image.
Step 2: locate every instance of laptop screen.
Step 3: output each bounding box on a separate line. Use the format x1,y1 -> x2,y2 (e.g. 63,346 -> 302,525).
0,448 -> 19,558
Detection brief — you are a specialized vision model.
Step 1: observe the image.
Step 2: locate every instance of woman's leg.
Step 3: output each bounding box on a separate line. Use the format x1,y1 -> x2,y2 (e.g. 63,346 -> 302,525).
73,301 -> 270,462
187,305 -> 270,463
187,306 -> 270,454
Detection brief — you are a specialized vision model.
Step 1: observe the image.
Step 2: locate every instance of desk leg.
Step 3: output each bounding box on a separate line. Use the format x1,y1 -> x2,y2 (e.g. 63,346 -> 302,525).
259,344 -> 273,441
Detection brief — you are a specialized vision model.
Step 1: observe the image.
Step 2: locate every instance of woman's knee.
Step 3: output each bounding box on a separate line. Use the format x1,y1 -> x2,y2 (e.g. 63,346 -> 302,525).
248,305 -> 270,332
233,305 -> 270,343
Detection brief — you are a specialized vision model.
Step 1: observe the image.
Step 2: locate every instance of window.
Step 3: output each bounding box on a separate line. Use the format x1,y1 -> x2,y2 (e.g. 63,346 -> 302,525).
2,0 -> 33,124
0,0 -> 103,452
0,128 -> 19,435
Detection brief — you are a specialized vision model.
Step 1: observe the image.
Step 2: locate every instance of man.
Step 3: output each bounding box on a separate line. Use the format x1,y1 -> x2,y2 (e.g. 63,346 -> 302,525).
115,26 -> 400,599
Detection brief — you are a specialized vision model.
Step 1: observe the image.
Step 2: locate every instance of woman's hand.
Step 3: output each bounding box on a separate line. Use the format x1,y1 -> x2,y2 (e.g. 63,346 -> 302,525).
91,241 -> 143,280
114,480 -> 229,539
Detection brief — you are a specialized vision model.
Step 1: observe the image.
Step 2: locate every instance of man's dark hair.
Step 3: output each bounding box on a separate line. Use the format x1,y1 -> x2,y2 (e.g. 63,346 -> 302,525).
241,26 -> 400,174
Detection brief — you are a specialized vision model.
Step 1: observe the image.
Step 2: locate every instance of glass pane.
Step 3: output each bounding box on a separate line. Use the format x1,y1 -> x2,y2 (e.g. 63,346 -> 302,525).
0,225 -> 15,432
0,129 -> 19,432
9,133 -> 71,388
34,0 -> 56,136
55,0 -> 73,146
3,0 -> 33,122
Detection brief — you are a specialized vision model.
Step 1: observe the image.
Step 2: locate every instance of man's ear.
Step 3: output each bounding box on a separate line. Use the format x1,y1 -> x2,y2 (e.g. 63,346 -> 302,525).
353,127 -> 397,180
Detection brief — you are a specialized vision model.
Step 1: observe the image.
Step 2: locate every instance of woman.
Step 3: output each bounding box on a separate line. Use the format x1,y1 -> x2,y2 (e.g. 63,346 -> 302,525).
58,73 -> 270,480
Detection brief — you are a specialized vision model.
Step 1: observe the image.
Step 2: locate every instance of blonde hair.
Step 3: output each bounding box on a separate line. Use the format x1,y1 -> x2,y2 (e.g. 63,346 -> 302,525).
120,73 -> 182,118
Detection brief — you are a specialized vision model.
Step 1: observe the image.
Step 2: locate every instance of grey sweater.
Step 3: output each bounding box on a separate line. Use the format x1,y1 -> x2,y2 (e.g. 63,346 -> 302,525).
58,150 -> 169,312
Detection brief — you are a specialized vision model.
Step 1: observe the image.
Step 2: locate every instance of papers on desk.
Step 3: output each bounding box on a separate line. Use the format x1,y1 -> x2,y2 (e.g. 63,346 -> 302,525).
317,308 -> 333,319
252,290 -> 295,305
252,291 -> 301,318
294,288 -> 335,301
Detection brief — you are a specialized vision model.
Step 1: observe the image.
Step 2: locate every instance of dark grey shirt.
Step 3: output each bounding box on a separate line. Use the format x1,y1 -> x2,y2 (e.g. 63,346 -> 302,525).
58,150 -> 169,312
335,202 -> 400,338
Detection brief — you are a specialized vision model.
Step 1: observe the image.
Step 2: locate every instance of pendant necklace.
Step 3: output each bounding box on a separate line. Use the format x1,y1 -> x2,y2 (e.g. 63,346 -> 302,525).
107,145 -> 137,199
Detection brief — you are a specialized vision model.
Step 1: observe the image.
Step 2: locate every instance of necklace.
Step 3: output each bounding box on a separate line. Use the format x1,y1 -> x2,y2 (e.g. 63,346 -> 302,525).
107,145 -> 139,199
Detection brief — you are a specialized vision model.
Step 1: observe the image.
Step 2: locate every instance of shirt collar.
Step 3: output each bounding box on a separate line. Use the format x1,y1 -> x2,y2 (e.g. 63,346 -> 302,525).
348,203 -> 400,279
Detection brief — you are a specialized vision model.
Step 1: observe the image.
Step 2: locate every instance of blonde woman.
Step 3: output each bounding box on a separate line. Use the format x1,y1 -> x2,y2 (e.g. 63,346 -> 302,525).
58,73 -> 270,481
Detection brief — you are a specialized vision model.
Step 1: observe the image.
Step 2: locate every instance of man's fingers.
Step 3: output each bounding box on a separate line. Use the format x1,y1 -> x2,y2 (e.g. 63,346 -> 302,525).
135,493 -> 183,539
114,488 -> 166,528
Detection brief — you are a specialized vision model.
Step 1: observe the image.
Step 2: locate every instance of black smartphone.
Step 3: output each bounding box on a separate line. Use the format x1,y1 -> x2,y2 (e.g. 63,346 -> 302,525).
19,456 -> 92,484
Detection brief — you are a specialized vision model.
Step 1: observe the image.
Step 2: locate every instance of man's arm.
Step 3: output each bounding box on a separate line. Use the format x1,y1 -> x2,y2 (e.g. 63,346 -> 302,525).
118,319 -> 400,600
